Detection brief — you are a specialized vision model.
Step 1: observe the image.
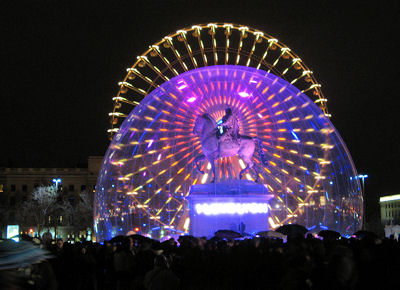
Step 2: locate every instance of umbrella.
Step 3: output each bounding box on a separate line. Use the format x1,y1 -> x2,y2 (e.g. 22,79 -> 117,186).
0,239 -> 52,270
257,231 -> 287,239
318,230 -> 341,240
353,230 -> 378,240
128,234 -> 152,243
214,230 -> 242,239
109,235 -> 129,244
276,224 -> 308,237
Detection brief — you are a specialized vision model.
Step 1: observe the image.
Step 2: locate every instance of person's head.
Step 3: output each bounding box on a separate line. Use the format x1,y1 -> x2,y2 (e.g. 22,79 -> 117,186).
154,254 -> 169,269
225,108 -> 232,115
56,238 -> 64,249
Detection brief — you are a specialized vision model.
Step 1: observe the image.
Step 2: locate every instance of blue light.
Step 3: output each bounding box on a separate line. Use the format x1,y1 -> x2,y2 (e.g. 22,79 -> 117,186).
290,130 -> 300,141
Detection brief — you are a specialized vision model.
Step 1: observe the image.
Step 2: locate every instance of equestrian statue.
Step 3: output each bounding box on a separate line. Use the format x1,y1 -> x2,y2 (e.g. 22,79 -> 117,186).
193,108 -> 267,183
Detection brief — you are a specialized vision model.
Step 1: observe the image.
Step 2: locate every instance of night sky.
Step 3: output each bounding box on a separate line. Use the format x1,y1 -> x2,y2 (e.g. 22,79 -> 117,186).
1,1 -> 399,221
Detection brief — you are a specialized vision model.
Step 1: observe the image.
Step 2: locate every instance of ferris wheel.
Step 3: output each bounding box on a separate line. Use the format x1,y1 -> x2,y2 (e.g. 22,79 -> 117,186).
108,23 -> 330,139
94,24 -> 362,241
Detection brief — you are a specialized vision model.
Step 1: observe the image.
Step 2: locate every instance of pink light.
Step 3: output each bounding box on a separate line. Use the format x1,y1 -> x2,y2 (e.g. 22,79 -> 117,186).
187,97 -> 196,102
178,84 -> 187,90
238,91 -> 251,98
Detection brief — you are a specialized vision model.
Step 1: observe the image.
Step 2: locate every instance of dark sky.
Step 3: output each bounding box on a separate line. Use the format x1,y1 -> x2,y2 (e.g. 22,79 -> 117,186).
1,1 -> 399,210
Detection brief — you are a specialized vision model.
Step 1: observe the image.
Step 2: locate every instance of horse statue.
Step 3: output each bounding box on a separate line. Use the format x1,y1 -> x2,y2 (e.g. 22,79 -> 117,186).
193,113 -> 266,183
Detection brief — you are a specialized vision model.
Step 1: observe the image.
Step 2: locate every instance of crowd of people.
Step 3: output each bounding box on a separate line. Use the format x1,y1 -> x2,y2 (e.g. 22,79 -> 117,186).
1,231 -> 400,289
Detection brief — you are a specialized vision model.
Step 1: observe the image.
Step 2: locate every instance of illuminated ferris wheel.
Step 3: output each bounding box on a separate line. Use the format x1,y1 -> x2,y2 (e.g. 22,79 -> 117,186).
94,24 -> 362,241
108,23 -> 330,138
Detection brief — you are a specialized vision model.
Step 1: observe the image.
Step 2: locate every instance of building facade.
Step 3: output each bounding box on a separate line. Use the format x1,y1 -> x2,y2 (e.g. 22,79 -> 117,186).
0,156 -> 103,240
380,194 -> 400,225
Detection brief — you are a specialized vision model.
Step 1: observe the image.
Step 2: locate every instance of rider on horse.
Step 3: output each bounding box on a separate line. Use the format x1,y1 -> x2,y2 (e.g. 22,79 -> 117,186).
217,107 -> 239,144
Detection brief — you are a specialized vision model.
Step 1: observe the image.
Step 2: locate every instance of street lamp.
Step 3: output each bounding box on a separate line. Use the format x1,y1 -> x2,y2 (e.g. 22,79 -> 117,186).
52,178 -> 62,190
358,174 -> 368,193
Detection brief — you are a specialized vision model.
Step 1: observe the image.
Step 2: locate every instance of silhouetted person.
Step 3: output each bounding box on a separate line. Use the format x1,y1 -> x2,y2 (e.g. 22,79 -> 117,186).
144,255 -> 179,290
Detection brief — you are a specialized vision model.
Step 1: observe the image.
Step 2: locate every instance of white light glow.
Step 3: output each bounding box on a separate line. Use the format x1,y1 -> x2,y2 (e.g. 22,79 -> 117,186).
201,173 -> 208,184
380,194 -> 400,203
187,97 -> 196,102
238,91 -> 251,98
238,159 -> 246,169
183,217 -> 190,231
195,202 -> 269,215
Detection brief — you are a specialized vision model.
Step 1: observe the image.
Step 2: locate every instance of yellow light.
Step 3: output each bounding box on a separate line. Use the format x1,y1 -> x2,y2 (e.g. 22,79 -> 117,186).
126,191 -> 138,195
145,178 -> 154,184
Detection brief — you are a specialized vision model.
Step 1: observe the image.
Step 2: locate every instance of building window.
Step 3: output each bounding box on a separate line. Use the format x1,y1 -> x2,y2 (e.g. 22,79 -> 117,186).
10,196 -> 16,206
22,185 -> 28,192
10,184 -> 16,192
9,211 -> 15,222
81,185 -> 86,191
0,184 -> 3,192
69,185 -> 75,192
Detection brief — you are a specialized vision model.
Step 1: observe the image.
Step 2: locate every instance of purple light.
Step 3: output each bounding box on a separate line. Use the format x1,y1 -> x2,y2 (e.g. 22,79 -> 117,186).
143,171 -> 147,177
187,97 -> 196,102
238,91 -> 251,98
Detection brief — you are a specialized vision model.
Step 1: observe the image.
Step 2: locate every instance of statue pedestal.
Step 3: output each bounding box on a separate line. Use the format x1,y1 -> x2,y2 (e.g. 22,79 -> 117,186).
188,180 -> 274,237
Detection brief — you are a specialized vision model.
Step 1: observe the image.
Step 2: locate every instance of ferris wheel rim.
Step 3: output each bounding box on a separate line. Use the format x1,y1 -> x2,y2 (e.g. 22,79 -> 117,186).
108,23 -> 330,139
